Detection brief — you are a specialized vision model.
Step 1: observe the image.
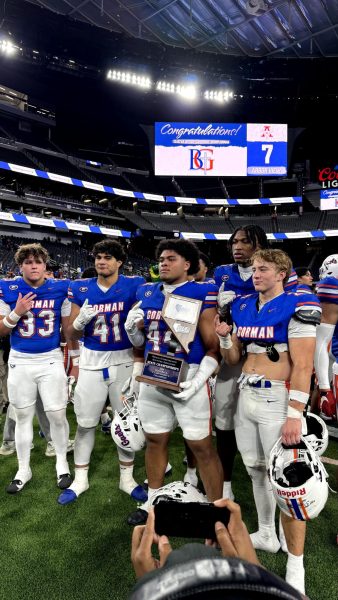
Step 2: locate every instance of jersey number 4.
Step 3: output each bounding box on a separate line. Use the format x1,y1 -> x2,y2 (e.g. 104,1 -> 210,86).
92,313 -> 121,344
148,320 -> 182,353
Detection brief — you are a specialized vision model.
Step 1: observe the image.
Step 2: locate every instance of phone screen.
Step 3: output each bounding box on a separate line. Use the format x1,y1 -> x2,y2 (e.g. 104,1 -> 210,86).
154,501 -> 230,539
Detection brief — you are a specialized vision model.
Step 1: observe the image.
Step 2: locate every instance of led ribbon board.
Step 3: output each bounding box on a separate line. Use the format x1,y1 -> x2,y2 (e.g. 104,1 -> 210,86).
155,122 -> 287,176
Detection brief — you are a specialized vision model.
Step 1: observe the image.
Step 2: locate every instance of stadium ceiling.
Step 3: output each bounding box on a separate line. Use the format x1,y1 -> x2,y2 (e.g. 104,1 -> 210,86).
25,0 -> 338,59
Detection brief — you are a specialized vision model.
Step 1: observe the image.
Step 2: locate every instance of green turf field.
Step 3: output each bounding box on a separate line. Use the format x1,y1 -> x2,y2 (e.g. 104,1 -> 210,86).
0,408 -> 337,600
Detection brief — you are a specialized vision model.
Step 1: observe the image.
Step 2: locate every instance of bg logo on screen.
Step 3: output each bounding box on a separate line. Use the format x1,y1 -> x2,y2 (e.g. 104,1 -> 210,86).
318,165 -> 338,188
189,148 -> 214,173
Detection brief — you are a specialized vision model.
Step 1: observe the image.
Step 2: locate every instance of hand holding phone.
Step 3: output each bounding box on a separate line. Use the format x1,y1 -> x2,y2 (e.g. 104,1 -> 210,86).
154,501 -> 230,539
131,500 -> 260,581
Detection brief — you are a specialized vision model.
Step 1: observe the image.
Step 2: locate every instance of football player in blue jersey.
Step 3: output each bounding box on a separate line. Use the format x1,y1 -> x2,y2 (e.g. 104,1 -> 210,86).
215,248 -> 321,595
194,252 -> 214,284
125,239 -> 223,526
314,254 -> 338,420
0,243 -> 72,493
214,226 -> 298,502
58,239 -> 147,506
294,266 -> 314,294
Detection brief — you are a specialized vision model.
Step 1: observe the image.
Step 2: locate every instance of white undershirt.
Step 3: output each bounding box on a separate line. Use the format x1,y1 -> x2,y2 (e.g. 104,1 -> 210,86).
238,265 -> 253,282
162,281 -> 189,295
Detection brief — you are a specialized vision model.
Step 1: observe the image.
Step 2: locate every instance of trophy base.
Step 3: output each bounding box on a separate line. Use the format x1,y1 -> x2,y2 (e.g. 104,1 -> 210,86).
136,376 -> 182,392
136,351 -> 187,392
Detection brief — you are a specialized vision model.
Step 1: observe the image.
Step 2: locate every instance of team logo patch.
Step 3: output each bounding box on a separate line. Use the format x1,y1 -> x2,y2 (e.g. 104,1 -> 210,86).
145,290 -> 152,297
221,275 -> 229,282
240,303 -> 246,310
79,287 -> 88,292
9,285 -> 18,290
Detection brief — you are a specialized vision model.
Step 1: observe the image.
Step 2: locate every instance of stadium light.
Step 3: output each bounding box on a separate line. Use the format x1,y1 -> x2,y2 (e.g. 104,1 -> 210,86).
156,80 -> 197,101
98,197 -> 109,204
82,196 -> 92,204
0,39 -> 17,55
107,69 -> 151,89
204,89 -> 234,103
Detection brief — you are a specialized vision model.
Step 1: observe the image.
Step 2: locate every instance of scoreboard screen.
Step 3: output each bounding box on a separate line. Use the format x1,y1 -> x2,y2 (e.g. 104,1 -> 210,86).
155,122 -> 287,177
320,189 -> 338,210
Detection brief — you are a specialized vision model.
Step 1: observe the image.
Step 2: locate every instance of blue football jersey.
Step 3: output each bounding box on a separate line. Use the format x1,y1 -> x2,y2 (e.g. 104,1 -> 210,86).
295,284 -> 313,295
214,263 -> 298,294
231,292 -> 320,345
68,275 -> 145,352
317,276 -> 338,305
0,277 -> 69,354
136,280 -> 218,365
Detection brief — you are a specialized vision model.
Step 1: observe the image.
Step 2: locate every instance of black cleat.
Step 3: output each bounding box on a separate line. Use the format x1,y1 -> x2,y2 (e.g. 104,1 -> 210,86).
57,473 -> 73,489
6,469 -> 32,494
127,508 -> 148,526
7,479 -> 26,494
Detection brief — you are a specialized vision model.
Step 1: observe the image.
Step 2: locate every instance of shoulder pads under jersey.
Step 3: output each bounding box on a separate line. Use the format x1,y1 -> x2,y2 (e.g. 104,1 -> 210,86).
294,306 -> 322,326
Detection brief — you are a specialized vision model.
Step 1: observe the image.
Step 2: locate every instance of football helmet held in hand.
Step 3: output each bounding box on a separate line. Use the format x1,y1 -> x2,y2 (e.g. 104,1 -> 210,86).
269,437 -> 328,520
111,395 -> 145,452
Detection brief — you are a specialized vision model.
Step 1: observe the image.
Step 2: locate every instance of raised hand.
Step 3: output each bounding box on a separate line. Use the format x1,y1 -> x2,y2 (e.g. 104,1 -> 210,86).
14,292 -> 37,316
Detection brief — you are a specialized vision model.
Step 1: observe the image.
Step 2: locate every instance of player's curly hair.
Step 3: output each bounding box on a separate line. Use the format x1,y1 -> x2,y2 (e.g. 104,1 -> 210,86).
92,239 -> 126,264
251,248 -> 292,284
14,243 -> 49,266
229,225 -> 269,250
155,239 -> 200,275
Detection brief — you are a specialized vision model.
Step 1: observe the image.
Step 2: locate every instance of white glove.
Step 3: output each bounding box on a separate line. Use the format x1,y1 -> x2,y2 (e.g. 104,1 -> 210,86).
174,356 -> 218,401
237,373 -> 264,389
125,301 -> 144,334
121,362 -> 143,400
73,299 -> 97,331
217,284 -> 236,310
124,301 -> 145,347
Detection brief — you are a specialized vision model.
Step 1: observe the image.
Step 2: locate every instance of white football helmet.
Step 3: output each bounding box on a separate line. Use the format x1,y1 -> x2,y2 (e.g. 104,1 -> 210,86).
111,396 -> 145,452
303,412 -> 329,456
319,254 -> 338,280
150,481 -> 207,506
269,437 -> 328,520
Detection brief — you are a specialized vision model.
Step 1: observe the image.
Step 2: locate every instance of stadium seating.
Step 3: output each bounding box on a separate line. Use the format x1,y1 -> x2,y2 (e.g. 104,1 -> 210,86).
0,122 -> 56,150
322,210 -> 338,230
0,145 -> 36,168
276,213 -> 322,232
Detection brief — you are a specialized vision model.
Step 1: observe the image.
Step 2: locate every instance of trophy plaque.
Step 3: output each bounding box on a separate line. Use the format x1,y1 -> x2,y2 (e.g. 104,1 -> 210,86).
136,294 -> 202,391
